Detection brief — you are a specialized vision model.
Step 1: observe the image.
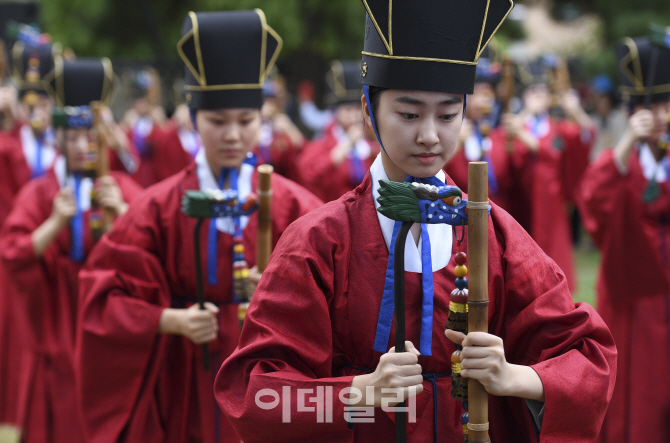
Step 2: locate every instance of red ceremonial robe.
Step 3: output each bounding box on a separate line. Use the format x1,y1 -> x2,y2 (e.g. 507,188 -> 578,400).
297,123 -> 379,202
215,165 -> 616,442
0,165 -> 142,443
503,118 -> 595,291
444,127 -> 513,211
252,121 -> 304,182
0,124 -> 57,428
577,149 -> 670,443
121,121 -> 164,188
152,122 -> 196,182
75,160 -> 323,443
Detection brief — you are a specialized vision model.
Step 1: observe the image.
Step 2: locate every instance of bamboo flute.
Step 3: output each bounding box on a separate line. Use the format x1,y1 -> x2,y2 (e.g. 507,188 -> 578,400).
238,164 -> 273,325
256,164 -> 273,272
90,101 -> 113,235
467,162 -> 490,442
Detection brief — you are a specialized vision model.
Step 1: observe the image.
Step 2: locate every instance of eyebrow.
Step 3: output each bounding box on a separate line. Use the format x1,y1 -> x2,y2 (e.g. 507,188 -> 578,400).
394,96 -> 463,106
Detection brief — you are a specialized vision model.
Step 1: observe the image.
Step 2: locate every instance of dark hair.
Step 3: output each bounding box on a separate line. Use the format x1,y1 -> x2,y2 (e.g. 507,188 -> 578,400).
367,86 -> 388,120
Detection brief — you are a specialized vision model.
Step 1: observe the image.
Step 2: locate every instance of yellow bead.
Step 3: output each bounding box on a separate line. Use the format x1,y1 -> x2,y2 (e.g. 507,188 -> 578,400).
454,265 -> 468,278
234,244 -> 245,254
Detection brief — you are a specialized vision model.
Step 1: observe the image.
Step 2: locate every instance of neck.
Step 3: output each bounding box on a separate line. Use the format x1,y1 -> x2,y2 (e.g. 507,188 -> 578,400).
380,152 -> 408,183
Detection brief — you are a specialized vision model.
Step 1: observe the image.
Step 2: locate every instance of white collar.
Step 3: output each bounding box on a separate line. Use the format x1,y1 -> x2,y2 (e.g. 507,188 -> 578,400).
20,124 -> 57,174
195,149 -> 254,234
639,143 -> 667,183
178,128 -> 201,157
370,154 -> 452,273
54,156 -> 93,212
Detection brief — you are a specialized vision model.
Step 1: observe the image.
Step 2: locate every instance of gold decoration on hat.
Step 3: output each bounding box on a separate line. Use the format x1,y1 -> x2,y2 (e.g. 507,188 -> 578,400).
360,0 -> 514,65
177,9 -> 283,92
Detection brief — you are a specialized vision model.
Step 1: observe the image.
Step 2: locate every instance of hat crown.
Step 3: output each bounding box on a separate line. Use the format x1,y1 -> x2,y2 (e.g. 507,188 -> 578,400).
45,57 -> 114,108
177,9 -> 282,109
615,36 -> 670,104
326,60 -> 362,105
12,40 -> 59,92
360,0 -> 513,95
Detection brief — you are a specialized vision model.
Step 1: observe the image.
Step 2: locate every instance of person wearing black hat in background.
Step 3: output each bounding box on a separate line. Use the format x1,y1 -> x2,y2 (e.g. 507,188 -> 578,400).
74,10 -> 322,443
499,58 -> 596,292
0,57 -> 142,443
445,41 -> 514,212
296,60 -> 380,202
216,1 -> 615,442
118,68 -> 165,188
577,34 -> 670,443
0,32 -> 59,226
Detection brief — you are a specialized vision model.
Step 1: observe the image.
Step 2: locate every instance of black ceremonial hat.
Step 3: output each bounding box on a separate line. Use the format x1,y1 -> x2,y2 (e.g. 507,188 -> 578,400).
326,60 -> 363,106
12,40 -> 59,95
516,59 -> 552,89
178,10 -> 283,110
615,36 -> 670,105
45,57 -> 114,108
360,0 -> 514,95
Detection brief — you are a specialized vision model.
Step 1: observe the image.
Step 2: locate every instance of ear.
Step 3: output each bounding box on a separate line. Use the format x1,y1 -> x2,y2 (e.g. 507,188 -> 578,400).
361,94 -> 372,128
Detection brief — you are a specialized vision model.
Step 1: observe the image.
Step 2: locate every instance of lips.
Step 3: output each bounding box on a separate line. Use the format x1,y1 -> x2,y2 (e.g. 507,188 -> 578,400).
414,153 -> 438,164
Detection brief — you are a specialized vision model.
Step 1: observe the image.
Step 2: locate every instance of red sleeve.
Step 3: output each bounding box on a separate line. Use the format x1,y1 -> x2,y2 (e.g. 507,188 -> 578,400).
490,206 -> 617,442
109,134 -> 141,175
574,150 -> 622,247
152,126 -> 191,182
575,150 -> 670,301
559,120 -> 596,203
0,179 -> 53,293
75,192 -> 170,442
296,136 -> 365,202
215,208 -> 355,443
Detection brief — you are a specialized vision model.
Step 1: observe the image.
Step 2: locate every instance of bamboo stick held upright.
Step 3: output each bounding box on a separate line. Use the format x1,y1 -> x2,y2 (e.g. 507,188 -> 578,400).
467,162 -> 490,443
256,164 -> 273,272
90,101 -> 113,237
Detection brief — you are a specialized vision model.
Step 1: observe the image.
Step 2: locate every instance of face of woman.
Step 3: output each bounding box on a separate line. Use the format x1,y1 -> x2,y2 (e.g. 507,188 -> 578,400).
196,108 -> 261,175
363,89 -> 464,182
523,85 -> 551,115
62,127 -> 92,172
633,101 -> 670,143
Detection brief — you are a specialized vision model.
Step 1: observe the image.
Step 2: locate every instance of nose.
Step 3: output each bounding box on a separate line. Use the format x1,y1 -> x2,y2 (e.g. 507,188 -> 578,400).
416,118 -> 439,148
223,122 -> 241,142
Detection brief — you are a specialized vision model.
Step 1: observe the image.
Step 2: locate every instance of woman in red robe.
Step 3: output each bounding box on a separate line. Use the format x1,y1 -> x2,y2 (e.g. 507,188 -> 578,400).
74,11 -> 323,443
297,61 -> 379,202
577,36 -> 670,443
215,2 -> 616,442
498,62 -> 596,291
0,58 -> 142,443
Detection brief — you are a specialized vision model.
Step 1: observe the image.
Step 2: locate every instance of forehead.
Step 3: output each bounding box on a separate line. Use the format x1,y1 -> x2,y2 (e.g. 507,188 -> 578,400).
198,108 -> 258,118
382,89 -> 463,104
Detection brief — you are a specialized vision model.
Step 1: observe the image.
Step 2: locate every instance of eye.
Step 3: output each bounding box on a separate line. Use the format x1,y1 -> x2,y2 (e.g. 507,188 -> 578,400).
441,195 -> 462,206
439,114 -> 458,121
240,119 -> 254,125
400,113 -> 418,120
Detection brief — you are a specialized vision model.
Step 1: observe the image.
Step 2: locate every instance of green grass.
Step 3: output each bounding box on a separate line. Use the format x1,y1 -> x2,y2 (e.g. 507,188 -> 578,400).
573,247 -> 601,308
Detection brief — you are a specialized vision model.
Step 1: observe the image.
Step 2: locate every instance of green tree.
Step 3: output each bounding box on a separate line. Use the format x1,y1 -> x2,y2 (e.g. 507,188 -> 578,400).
38,0 -> 366,61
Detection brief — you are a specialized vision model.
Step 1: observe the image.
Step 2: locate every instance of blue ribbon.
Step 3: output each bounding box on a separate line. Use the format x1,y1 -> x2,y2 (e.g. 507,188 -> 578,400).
348,150 -> 367,185
69,173 -> 85,262
31,135 -> 43,179
132,121 -> 150,158
374,175 -> 447,356
474,124 -> 499,195
206,153 -> 257,285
